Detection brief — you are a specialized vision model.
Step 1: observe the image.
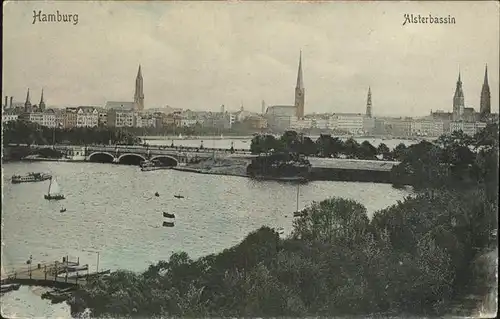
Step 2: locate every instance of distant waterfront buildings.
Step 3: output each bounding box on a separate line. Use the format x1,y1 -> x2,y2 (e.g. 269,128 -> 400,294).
3,59 -> 498,136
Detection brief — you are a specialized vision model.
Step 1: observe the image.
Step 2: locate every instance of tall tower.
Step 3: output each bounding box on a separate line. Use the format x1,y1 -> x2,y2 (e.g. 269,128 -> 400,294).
134,65 -> 145,111
366,87 -> 372,118
24,88 -> 32,112
39,89 -> 46,112
480,64 -> 491,119
294,51 -> 305,119
452,70 -> 465,121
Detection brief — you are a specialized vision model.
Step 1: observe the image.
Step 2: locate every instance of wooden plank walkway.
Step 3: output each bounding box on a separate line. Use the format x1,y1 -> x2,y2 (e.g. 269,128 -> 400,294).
1,260 -> 88,288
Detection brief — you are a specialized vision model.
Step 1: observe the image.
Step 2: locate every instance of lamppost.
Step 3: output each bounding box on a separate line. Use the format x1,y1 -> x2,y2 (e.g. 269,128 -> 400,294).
27,254 -> 33,279
82,249 -> 100,275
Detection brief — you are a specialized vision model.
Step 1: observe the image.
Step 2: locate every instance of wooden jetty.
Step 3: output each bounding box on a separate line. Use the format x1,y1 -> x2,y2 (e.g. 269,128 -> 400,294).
1,257 -> 109,289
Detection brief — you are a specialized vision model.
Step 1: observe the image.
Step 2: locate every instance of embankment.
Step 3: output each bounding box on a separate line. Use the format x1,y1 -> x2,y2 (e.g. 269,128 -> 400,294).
175,157 -> 400,184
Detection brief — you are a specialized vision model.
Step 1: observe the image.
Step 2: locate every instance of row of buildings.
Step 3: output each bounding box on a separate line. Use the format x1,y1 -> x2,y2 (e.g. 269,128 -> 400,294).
3,56 -> 497,137
262,62 -> 496,137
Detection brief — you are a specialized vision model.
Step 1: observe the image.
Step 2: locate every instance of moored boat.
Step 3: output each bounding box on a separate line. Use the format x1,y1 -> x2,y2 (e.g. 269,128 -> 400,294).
140,159 -> 173,171
163,221 -> 175,227
11,172 -> 52,184
1,283 -> 21,293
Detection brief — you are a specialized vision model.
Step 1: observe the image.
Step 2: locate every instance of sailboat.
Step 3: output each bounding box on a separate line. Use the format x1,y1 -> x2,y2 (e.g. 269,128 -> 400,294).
293,184 -> 307,217
44,178 -> 65,200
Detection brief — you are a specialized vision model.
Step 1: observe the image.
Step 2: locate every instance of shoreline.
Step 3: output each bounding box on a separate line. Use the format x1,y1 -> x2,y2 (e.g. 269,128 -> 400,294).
4,156 -> 400,184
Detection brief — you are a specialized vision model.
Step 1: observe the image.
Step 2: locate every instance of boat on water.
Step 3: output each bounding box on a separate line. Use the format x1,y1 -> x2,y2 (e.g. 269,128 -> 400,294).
66,264 -> 89,272
1,283 -> 21,293
174,195 -> 184,199
163,221 -> 175,227
155,192 -> 160,197
44,178 -> 65,200
163,212 -> 175,218
140,160 -> 173,172
11,172 -> 52,184
60,208 -> 66,213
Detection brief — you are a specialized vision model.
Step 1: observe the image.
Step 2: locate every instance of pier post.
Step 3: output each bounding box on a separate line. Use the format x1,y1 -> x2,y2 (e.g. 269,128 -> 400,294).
65,271 -> 68,283
44,265 -> 47,280
54,262 -> 58,281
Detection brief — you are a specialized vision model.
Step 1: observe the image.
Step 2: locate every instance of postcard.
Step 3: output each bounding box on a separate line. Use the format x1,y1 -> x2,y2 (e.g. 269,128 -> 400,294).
2,1 -> 498,318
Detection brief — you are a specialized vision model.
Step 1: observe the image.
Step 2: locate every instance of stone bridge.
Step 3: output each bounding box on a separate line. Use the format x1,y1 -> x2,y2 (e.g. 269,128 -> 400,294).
49,145 -> 251,166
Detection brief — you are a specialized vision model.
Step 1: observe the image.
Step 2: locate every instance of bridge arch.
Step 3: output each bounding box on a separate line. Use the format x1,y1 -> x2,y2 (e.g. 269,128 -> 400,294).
88,152 -> 115,163
117,153 -> 146,166
150,155 -> 179,167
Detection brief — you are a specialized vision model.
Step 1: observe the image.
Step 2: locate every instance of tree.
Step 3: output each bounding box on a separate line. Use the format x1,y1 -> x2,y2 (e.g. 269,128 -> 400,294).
358,141 -> 378,160
280,131 -> 300,153
392,143 -> 408,161
343,138 -> 360,159
377,143 -> 392,160
299,136 -> 317,156
292,197 -> 369,245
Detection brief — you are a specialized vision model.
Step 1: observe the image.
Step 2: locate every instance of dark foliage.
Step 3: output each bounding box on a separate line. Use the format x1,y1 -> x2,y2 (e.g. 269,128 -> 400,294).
67,125 -> 498,317
3,120 -> 141,146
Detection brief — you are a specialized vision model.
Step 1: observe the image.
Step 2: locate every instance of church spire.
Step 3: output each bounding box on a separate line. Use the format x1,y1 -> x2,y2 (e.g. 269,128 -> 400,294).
453,69 -> 465,120
480,64 -> 491,119
137,64 -> 142,79
366,87 -> 372,118
25,88 -> 30,104
296,50 -> 303,89
39,88 -> 46,111
483,64 -> 488,85
24,88 -> 32,112
294,50 -> 305,118
134,64 -> 144,111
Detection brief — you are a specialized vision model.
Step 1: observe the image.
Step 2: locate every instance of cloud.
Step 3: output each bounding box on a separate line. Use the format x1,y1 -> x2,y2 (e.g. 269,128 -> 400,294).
2,1 -> 499,117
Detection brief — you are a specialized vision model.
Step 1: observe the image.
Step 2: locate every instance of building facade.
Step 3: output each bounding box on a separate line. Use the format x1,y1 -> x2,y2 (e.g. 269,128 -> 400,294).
265,105 -> 297,131
330,113 -> 364,134
76,106 -> 99,127
2,111 -> 19,123
107,109 -> 136,127
450,121 -> 487,136
410,119 -> 445,137
64,107 -> 78,128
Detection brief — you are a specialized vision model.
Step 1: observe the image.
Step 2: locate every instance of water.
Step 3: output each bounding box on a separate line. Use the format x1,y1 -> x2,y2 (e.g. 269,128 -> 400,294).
143,136 -> 420,150
1,161 -> 411,317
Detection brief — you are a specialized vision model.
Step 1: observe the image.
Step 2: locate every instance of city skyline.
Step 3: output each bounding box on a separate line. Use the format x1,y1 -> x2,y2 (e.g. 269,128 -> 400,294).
3,1 -> 499,116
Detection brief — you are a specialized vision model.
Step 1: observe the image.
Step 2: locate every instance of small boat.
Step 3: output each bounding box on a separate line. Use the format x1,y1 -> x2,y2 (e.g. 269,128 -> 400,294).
1,283 -> 21,293
155,192 -> 160,197
293,211 -> 307,218
141,160 -> 172,171
60,208 -> 66,213
44,178 -> 65,200
163,221 -> 175,227
174,195 -> 184,199
66,264 -> 89,272
163,212 -> 175,218
11,172 -> 52,184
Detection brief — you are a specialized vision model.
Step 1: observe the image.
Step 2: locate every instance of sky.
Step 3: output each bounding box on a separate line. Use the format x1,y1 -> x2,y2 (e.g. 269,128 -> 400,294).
2,1 -> 499,117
